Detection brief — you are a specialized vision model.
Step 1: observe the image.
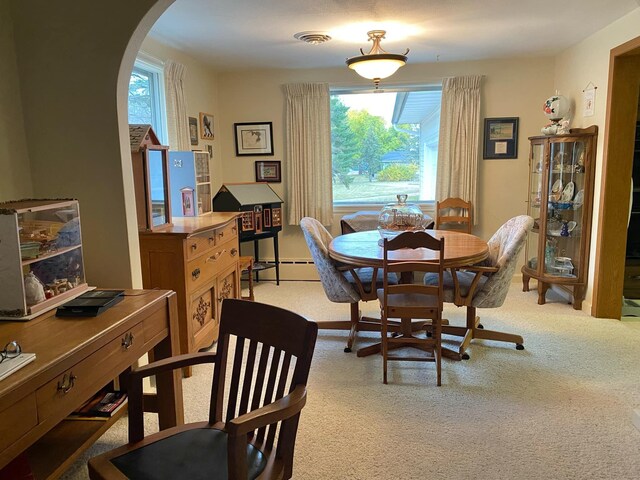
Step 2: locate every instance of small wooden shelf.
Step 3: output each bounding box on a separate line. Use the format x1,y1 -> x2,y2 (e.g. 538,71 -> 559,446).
21,244 -> 82,266
26,402 -> 127,480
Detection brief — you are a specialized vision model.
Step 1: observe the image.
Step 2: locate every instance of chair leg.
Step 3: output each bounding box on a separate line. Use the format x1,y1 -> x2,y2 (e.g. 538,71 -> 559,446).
466,307 -> 524,349
345,303 -> 360,353
435,316 -> 442,386
382,311 -> 388,384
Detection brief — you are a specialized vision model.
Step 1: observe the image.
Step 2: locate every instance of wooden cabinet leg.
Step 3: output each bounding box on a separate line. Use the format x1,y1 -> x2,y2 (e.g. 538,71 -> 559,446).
537,282 -> 549,305
573,285 -> 584,310
522,273 -> 530,292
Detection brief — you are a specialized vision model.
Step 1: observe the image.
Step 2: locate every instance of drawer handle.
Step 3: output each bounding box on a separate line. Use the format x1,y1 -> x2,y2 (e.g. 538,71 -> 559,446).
121,332 -> 134,350
192,268 -> 201,280
208,236 -> 214,243
218,231 -> 224,239
207,250 -> 226,262
630,275 -> 640,280
191,243 -> 198,251
231,248 -> 238,257
57,372 -> 77,394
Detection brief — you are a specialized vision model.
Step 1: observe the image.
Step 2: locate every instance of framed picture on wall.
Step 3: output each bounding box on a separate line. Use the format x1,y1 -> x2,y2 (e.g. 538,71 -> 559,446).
234,122 -> 274,156
483,117 -> 519,159
189,117 -> 198,145
199,112 -> 214,139
255,160 -> 281,182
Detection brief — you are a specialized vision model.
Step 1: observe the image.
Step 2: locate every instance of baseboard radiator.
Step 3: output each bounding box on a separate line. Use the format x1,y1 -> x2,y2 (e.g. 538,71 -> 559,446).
247,258 -> 319,281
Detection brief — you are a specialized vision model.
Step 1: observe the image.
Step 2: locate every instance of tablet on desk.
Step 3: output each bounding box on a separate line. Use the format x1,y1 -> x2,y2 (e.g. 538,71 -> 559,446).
56,290 -> 124,317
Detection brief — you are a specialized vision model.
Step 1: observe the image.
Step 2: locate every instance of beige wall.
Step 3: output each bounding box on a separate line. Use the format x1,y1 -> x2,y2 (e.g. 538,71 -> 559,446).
8,0 -> 172,288
555,7 -> 640,311
0,0 -> 32,201
216,58 -> 554,272
138,36 -> 222,192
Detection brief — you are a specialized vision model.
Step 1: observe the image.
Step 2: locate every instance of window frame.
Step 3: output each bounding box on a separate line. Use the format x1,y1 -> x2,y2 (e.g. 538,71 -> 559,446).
129,53 -> 168,145
329,83 -> 442,212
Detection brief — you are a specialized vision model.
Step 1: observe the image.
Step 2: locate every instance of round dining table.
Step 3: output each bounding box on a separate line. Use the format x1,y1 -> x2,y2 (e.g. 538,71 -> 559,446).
329,229 -> 489,268
328,229 -> 489,359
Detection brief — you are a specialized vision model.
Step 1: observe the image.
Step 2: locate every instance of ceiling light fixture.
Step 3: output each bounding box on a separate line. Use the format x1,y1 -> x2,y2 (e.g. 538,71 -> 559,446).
294,31 -> 332,45
346,30 -> 409,88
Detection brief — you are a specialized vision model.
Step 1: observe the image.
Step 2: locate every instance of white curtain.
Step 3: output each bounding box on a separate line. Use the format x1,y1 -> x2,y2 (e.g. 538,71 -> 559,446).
284,83 -> 332,226
435,75 -> 482,222
164,60 -> 190,150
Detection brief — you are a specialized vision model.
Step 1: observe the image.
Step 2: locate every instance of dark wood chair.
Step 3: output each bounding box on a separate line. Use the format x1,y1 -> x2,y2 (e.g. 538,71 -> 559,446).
435,197 -> 473,233
378,231 -> 445,385
88,299 -> 318,480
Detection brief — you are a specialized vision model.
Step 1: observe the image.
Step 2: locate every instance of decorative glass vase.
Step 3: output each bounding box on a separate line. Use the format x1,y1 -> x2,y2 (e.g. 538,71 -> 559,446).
377,194 -> 425,241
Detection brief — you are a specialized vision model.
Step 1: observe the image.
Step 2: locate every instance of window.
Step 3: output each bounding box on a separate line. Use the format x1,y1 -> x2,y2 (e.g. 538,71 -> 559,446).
128,58 -> 168,144
330,86 -> 441,205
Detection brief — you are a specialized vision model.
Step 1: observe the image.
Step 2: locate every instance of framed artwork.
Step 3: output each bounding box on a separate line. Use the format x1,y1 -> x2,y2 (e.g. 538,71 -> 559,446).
483,117 -> 519,159
255,160 -> 281,183
199,112 -> 214,139
207,144 -> 213,158
234,122 -> 274,156
189,117 -> 198,145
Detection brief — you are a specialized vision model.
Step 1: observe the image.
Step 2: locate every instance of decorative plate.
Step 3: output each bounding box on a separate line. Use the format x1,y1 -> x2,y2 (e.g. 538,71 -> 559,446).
550,179 -> 563,202
561,181 -> 575,202
573,189 -> 584,207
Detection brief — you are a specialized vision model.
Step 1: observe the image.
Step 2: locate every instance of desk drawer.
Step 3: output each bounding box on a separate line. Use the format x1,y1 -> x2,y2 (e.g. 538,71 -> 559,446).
214,221 -> 238,245
36,322 -> 146,422
186,238 -> 239,292
0,394 -> 37,453
185,231 -> 216,261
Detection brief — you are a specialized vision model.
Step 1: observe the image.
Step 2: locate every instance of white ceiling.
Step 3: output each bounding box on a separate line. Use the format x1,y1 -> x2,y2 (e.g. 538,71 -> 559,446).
149,0 -> 640,72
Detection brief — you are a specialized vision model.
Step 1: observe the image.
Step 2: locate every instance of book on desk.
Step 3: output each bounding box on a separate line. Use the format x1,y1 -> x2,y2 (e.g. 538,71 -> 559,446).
0,352 -> 36,382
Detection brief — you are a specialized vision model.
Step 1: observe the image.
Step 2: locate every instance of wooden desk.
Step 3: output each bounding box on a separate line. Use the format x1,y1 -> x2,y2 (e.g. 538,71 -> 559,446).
0,289 -> 184,479
329,230 -> 488,359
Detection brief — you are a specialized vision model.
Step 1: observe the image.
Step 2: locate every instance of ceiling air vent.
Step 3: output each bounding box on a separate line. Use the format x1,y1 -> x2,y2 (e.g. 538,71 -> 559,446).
294,31 -> 332,45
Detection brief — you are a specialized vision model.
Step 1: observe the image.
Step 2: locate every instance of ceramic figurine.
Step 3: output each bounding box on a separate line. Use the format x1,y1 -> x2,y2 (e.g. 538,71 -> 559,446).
24,271 -> 46,306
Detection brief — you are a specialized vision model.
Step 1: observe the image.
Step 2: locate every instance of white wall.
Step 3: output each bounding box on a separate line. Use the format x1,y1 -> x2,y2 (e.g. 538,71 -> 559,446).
216,58 -> 554,273
555,7 -> 640,311
0,0 -> 32,201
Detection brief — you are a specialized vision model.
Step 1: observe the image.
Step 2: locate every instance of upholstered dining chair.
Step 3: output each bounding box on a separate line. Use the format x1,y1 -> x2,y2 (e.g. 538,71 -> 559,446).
426,215 -> 534,359
378,231 -> 445,385
435,197 -> 473,233
300,217 -> 397,353
88,299 -> 318,480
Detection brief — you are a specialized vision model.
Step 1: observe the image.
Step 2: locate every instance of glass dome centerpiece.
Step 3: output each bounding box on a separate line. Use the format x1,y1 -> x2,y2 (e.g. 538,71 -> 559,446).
377,194 -> 425,242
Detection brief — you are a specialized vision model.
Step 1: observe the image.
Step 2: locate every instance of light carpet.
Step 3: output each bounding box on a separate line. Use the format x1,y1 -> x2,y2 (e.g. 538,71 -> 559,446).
63,281 -> 640,480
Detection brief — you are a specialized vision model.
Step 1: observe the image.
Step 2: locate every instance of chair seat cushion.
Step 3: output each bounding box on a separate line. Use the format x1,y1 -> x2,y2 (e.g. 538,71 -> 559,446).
110,428 -> 266,480
344,268 -> 398,294
424,270 -> 488,303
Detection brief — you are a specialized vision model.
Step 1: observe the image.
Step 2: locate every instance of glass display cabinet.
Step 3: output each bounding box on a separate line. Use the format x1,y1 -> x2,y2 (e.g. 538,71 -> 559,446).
522,126 -> 598,309
0,199 -> 89,320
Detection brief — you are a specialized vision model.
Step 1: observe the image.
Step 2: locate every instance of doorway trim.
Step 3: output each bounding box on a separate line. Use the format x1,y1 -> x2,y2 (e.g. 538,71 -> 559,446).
592,35 -> 640,318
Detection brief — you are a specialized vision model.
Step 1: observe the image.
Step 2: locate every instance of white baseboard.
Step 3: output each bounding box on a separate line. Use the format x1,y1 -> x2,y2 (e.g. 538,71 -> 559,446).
633,409 -> 640,432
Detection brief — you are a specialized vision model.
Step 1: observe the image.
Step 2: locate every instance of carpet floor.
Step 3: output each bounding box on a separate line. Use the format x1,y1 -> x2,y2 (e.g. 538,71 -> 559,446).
62,281 -> 640,480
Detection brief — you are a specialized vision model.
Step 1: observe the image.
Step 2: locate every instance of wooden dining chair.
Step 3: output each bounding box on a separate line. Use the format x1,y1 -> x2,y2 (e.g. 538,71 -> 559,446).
88,299 -> 318,480
378,231 -> 445,385
435,197 -> 473,233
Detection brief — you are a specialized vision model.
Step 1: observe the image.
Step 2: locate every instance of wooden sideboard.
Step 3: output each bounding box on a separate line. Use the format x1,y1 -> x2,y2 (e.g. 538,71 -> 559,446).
138,213 -> 241,373
0,289 -> 184,479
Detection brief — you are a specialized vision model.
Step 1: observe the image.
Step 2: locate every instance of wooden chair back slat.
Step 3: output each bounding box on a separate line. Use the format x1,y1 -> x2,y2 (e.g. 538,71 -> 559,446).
225,336 -> 246,422
237,339 -> 258,417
